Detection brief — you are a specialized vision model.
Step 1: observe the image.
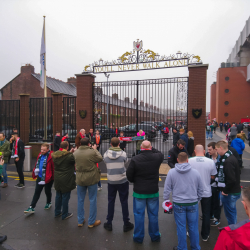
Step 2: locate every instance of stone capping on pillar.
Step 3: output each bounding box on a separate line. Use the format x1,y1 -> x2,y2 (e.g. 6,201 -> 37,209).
19,94 -> 30,145
188,64 -> 209,150
52,93 -> 63,148
75,73 -> 96,78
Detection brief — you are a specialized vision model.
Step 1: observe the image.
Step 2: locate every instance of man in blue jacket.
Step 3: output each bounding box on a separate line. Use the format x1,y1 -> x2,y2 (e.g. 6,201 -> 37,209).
179,129 -> 188,150
231,134 -> 245,168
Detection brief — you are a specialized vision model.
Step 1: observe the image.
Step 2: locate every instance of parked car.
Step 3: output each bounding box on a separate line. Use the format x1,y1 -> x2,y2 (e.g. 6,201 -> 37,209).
62,124 -> 77,141
243,122 -> 249,128
34,124 -> 53,139
119,124 -> 157,139
94,125 -> 115,140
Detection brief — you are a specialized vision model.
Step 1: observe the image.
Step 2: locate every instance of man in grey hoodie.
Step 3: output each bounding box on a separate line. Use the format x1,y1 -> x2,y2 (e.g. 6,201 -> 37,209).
103,137 -> 134,232
163,152 -> 203,250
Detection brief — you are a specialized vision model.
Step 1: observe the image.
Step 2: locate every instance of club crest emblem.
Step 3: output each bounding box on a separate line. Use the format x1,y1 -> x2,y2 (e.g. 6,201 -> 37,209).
133,39 -> 143,51
192,109 -> 202,119
79,110 -> 87,119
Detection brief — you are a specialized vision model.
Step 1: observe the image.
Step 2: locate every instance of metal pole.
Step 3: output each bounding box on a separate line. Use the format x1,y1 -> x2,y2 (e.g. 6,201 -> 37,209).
136,80 -> 139,132
104,73 -> 110,128
43,16 -> 47,140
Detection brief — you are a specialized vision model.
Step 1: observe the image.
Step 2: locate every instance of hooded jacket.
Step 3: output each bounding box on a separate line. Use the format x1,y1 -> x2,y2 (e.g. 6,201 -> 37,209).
214,219 -> 250,250
103,147 -> 128,184
73,145 -> 103,186
52,150 -> 76,193
231,138 -> 245,155
0,139 -> 11,162
163,162 -> 203,203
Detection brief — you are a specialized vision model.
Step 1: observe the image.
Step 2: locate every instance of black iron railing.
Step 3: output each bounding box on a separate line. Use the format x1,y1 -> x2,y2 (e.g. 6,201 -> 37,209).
29,98 -> 53,142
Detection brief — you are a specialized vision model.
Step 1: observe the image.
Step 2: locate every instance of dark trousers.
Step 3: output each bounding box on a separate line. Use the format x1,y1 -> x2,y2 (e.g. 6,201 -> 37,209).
107,181 -> 130,224
15,159 -> 24,185
239,154 -> 243,168
55,191 -> 71,219
200,196 -> 211,239
30,177 -> 54,208
220,126 -> 223,132
163,133 -> 169,142
210,187 -> 221,221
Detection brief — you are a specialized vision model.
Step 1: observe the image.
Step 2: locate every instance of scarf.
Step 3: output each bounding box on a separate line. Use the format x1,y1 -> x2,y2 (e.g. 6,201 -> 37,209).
96,135 -> 100,145
11,138 -> 20,158
80,133 -> 85,139
34,151 -> 50,185
140,148 -> 152,151
215,150 -> 232,187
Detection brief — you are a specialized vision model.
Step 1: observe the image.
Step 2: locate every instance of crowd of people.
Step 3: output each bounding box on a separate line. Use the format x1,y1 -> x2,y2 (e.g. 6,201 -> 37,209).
0,124 -> 249,249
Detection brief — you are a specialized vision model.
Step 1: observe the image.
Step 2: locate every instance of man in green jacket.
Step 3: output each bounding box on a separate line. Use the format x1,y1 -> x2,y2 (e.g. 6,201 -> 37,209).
52,141 -> 76,220
0,157 -> 7,244
74,138 -> 103,228
0,132 -> 11,188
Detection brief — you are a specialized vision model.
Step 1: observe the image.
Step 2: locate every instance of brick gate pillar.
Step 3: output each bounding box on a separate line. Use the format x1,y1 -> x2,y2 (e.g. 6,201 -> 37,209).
75,73 -> 96,133
19,94 -> 30,145
52,93 -> 63,143
188,64 -> 209,148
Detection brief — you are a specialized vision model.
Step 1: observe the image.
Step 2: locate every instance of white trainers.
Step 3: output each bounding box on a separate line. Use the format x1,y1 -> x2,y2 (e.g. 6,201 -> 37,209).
98,186 -> 102,191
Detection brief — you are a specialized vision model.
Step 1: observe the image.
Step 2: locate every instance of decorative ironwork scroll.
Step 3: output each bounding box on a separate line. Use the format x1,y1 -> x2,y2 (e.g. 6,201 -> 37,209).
83,40 -> 202,74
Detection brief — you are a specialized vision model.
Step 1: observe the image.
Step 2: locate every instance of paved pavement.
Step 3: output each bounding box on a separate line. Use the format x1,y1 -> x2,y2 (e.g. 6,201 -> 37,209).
1,131 -> 250,250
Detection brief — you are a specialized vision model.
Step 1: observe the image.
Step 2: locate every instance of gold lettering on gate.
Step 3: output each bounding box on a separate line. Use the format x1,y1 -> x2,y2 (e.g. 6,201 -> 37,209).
118,65 -> 122,71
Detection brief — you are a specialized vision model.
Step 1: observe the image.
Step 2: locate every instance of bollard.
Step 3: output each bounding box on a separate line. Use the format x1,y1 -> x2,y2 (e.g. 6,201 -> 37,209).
24,146 -> 32,171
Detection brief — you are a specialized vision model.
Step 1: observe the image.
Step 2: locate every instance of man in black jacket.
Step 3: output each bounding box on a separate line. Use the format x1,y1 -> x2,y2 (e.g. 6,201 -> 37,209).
237,122 -> 244,134
54,131 -> 61,152
168,139 -> 188,168
172,127 -> 180,147
10,132 -> 25,188
126,141 -> 164,244
215,141 -> 241,225
219,121 -> 223,132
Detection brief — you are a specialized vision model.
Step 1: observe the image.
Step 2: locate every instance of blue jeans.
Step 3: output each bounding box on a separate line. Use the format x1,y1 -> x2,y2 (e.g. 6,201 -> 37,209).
2,163 -> 7,183
210,131 -> 213,138
77,184 -> 97,225
206,131 -> 209,139
55,191 -> 71,220
173,203 -> 200,250
221,193 -> 241,225
133,197 -> 160,243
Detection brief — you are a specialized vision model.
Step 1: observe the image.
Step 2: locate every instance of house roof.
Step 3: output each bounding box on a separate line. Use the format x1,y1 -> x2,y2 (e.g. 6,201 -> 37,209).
32,73 -> 76,96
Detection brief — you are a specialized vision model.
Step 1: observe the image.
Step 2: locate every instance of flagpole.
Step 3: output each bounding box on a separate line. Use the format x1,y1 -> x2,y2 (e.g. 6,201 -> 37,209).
43,16 -> 48,140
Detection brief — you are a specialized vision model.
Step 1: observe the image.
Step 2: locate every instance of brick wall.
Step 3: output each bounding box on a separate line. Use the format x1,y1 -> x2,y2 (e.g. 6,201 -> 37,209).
188,65 -> 208,148
75,74 -> 96,133
215,66 -> 249,123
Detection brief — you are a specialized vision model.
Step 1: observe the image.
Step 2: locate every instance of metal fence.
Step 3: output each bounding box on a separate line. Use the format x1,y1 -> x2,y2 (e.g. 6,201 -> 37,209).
93,77 -> 188,159
63,97 -> 77,142
29,98 -> 53,142
0,100 -> 20,139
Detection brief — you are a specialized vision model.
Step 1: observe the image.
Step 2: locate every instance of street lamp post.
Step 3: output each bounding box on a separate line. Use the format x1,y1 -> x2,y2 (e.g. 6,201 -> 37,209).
104,73 -> 110,128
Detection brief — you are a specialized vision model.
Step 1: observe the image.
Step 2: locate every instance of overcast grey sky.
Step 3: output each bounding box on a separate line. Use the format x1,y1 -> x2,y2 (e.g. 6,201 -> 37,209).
0,0 -> 250,111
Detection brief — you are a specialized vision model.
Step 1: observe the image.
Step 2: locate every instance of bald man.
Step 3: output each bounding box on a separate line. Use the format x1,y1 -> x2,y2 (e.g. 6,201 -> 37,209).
189,145 -> 217,242
126,140 -> 164,243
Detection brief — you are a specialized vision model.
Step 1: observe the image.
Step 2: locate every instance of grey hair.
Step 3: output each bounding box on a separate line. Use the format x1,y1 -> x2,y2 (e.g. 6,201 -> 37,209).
242,186 -> 250,203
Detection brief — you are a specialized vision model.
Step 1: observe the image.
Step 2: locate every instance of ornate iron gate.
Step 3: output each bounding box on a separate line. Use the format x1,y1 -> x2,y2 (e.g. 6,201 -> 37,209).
62,97 -> 77,142
0,100 -> 20,139
93,77 -> 188,159
29,98 -> 53,142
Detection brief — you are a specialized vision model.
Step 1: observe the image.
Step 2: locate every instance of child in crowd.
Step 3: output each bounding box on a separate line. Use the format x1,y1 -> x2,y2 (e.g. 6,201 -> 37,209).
119,131 -> 126,151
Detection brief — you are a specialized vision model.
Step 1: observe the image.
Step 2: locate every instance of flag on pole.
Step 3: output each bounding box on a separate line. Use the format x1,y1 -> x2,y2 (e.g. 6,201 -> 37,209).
40,20 -> 46,89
